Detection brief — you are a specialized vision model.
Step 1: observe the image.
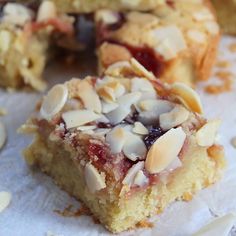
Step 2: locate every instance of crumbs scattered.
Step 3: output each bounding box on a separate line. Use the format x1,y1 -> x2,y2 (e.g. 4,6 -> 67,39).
54,204 -> 99,224
231,137 -> 236,149
205,71 -> 233,94
228,43 -> 236,53
136,220 -> 154,229
216,60 -> 231,68
0,191 -> 11,213
46,231 -> 64,236
0,107 -> 7,116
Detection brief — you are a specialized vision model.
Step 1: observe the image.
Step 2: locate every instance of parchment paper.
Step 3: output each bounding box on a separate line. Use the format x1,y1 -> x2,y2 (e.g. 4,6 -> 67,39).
0,36 -> 236,236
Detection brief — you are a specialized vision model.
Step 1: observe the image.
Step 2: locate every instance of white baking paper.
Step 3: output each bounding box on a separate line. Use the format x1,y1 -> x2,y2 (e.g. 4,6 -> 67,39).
0,36 -> 236,236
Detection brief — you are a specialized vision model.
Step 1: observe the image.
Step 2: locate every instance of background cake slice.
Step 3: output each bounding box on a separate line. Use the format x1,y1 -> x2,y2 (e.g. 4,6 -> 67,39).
95,0 -> 220,86
21,59 -> 225,233
0,1 -> 75,90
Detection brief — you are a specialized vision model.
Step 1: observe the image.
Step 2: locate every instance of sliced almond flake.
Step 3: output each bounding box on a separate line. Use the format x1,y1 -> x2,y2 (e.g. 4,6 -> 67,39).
133,170 -> 149,187
0,191 -> 11,213
105,61 -> 133,77
121,0 -> 142,7
193,8 -> 214,21
62,109 -> 100,129
0,30 -> 12,53
0,121 -> 6,150
204,21 -> 220,35
145,127 -> 186,174
133,122 -> 149,135
37,1 -> 57,22
122,161 -> 144,186
95,9 -> 119,24
118,92 -> 142,107
94,128 -> 111,136
170,82 -> 203,114
131,77 -> 156,93
78,80 -> 102,113
77,125 -> 96,131
127,12 -> 159,26
130,58 -> 155,80
123,133 -> 147,161
3,3 -> 34,26
187,30 -> 206,44
40,84 -> 68,120
97,86 -> 116,103
196,120 -> 221,147
192,213 -> 236,236
106,127 -> 126,153
102,101 -> 119,113
159,105 -> 190,131
84,163 -> 106,193
152,25 -> 187,60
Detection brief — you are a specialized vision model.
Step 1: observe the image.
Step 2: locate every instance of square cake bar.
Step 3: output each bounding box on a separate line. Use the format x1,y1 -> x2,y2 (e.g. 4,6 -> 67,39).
21,58 -> 225,233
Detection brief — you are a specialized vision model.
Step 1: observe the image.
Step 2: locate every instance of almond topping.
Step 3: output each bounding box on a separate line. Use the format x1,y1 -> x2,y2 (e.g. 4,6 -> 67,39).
40,84 -> 68,120
193,8 -> 214,21
159,105 -> 190,131
0,121 -> 6,150
170,83 -> 203,114
0,30 -> 12,53
84,163 -> 106,193
196,120 -> 221,147
97,86 -> 116,103
204,21 -> 220,35
122,161 -> 144,186
106,127 -> 126,153
133,122 -> 149,135
95,9 -> 119,25
37,1 -> 57,22
127,12 -> 159,26
105,61 -> 133,77
133,170 -> 149,187
187,30 -> 206,44
145,127 -> 186,174
78,80 -> 102,113
62,109 -> 100,129
0,191 -> 11,213
102,101 -> 119,113
123,133 -> 147,161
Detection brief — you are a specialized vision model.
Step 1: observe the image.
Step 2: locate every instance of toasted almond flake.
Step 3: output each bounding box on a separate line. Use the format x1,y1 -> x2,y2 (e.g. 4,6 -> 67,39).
106,106 -> 131,125
97,86 -> 116,103
0,191 -> 11,213
127,12 -> 159,26
123,133 -> 147,161
139,99 -> 174,112
131,77 -> 156,93
122,161 -> 144,186
145,127 -> 186,174
37,1 -> 57,22
95,9 -> 119,24
84,163 -> 106,193
77,125 -> 96,131
133,170 -> 149,187
62,109 -> 100,129
204,21 -> 220,35
192,213 -> 236,236
153,25 -> 187,60
170,83 -> 203,114
105,61 -> 133,77
102,101 -> 119,113
118,92 -> 142,107
78,80 -> 102,113
133,122 -> 149,135
0,30 -> 12,53
159,105 -> 190,130
193,8 -> 214,21
3,3 -> 34,26
106,127 -> 126,153
187,30 -> 206,44
40,84 -> 68,120
0,121 -> 6,150
196,120 -> 221,147
130,58 -> 156,80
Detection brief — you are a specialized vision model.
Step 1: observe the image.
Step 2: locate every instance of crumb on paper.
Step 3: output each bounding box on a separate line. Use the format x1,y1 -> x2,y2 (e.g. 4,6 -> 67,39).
54,204 -> 91,217
0,121 -> 6,150
0,107 -> 7,116
228,43 -> 236,53
46,231 -> 64,236
204,71 -> 233,94
231,137 -> 236,149
136,220 -> 154,229
216,60 -> 231,68
0,191 -> 11,213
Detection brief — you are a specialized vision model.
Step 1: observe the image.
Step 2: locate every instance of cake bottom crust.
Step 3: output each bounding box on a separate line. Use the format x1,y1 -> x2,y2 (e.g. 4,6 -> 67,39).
24,134 -> 225,233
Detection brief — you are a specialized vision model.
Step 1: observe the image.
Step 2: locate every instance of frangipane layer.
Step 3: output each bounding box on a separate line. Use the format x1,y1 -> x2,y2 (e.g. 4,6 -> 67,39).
21,58 -> 225,233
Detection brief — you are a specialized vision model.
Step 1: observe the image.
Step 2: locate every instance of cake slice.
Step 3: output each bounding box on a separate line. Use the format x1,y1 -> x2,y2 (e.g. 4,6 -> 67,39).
0,1 -> 74,90
95,0 -> 220,86
212,0 -> 236,35
21,58 -> 225,233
